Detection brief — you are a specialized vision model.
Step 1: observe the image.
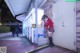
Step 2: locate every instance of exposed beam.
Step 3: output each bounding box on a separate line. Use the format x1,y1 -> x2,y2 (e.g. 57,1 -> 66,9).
15,0 -> 34,18
15,12 -> 26,18
27,0 -> 33,12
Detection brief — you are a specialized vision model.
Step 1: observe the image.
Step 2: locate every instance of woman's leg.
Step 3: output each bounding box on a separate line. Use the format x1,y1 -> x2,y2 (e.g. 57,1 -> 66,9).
48,31 -> 54,47
49,37 -> 54,46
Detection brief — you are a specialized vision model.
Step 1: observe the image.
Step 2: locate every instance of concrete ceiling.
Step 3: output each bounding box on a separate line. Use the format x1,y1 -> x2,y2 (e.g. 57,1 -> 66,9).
4,0 -> 31,16
4,0 -> 46,16
3,0 -> 47,22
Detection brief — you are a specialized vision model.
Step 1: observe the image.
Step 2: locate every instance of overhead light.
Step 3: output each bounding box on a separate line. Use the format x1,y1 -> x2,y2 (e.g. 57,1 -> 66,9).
0,23 -> 2,25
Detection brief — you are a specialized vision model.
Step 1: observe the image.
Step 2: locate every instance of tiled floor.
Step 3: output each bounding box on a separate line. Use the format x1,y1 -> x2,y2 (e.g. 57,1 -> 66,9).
0,32 -> 77,53
0,32 -> 37,53
0,40 -> 37,53
36,46 -> 76,53
0,32 -> 22,38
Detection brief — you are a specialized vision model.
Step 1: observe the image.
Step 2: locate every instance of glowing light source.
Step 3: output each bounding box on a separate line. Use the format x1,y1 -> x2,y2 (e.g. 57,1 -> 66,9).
0,23 -> 2,25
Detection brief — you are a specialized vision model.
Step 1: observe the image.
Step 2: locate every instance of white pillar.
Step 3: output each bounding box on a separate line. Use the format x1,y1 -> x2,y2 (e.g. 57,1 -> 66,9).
35,0 -> 38,44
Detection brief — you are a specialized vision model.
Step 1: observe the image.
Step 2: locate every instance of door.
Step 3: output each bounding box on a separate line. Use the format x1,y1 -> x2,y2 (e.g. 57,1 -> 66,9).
52,0 -> 76,51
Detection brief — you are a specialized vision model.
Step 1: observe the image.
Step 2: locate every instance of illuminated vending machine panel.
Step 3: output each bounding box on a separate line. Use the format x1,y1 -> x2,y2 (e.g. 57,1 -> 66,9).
23,20 -> 27,36
23,8 -> 44,44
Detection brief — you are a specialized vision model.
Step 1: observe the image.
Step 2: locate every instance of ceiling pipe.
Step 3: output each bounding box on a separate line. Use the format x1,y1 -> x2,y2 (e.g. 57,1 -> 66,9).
15,12 -> 26,18
27,0 -> 33,12
38,0 -> 47,8
15,0 -> 34,18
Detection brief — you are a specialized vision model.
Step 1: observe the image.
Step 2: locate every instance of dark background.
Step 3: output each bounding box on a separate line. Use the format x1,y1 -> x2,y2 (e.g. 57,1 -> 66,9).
0,0 -> 22,33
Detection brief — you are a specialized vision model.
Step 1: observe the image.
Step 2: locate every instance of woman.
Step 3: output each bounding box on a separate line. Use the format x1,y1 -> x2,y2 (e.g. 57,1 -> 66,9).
41,15 -> 54,47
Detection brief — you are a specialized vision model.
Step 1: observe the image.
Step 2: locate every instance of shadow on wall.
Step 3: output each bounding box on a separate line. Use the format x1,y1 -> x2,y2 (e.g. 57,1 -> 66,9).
0,25 -> 10,33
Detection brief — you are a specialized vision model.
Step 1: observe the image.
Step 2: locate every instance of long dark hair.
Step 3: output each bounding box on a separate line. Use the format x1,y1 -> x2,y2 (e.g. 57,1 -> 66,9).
41,15 -> 48,20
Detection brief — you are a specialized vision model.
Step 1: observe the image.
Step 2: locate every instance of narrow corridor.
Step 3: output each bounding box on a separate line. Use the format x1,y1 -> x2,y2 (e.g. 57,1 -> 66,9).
1,0 -> 80,53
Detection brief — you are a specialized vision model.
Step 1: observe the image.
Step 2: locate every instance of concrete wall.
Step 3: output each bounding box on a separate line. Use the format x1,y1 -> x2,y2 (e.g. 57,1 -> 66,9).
41,0 -> 53,18
41,0 -> 76,51
76,2 -> 80,52
52,0 -> 76,51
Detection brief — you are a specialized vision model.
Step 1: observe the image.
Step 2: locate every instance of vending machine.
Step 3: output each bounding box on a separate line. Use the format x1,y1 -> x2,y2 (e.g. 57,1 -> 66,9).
23,8 -> 45,44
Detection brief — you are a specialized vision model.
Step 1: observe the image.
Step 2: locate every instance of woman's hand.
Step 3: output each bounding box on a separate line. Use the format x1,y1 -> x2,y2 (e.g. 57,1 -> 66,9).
47,26 -> 50,28
40,21 -> 44,27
